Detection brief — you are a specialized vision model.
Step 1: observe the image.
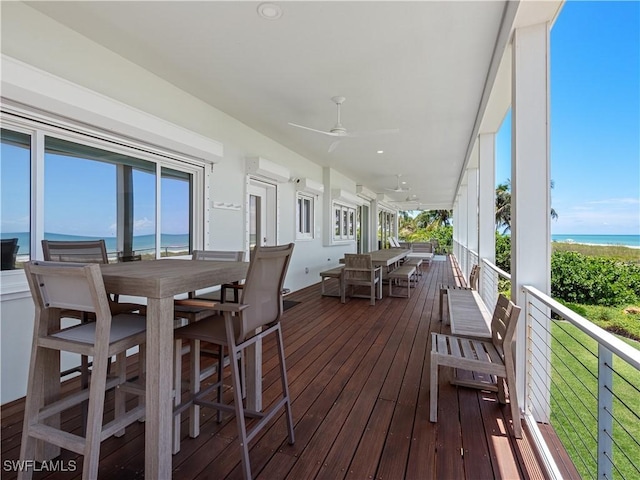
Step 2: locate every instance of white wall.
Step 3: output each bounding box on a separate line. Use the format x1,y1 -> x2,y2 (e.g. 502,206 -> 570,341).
1,2 -> 360,403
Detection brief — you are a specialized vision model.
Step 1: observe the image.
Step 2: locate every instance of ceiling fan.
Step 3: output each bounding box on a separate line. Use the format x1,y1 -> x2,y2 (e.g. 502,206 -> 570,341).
391,194 -> 420,203
385,174 -> 411,193
288,96 -> 399,153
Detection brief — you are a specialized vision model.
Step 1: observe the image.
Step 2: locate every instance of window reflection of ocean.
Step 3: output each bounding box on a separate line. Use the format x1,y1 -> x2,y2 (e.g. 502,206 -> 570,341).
4,232 -> 190,256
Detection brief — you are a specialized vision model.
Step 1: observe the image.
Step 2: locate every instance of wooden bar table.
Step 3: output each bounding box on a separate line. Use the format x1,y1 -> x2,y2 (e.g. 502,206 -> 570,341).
100,258 -> 248,479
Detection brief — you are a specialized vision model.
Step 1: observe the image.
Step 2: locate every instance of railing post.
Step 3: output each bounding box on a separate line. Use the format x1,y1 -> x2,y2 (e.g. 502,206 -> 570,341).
598,344 -> 613,480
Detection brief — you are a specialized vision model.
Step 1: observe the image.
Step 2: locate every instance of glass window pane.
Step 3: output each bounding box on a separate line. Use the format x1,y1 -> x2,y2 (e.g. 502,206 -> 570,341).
342,208 -> 348,239
303,198 -> 311,233
1,129 -> 31,270
161,167 -> 191,258
44,136 -> 157,261
250,195 -> 258,248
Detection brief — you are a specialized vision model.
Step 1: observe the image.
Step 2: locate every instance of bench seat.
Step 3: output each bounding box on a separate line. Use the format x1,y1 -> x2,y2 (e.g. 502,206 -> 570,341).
388,265 -> 417,298
404,257 -> 423,276
319,266 -> 344,297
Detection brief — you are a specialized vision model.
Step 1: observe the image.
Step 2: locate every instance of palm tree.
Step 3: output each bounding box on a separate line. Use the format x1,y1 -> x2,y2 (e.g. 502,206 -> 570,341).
415,210 -> 452,229
495,179 -> 558,233
495,180 -> 511,233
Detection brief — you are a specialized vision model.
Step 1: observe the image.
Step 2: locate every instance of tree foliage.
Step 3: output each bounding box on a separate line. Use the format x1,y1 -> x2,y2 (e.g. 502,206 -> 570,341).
494,233 -> 640,307
398,210 -> 452,251
495,179 -> 558,233
551,251 -> 640,306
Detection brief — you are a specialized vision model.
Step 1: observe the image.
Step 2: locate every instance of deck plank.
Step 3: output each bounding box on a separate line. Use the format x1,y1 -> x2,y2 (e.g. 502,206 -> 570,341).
1,256 -> 555,480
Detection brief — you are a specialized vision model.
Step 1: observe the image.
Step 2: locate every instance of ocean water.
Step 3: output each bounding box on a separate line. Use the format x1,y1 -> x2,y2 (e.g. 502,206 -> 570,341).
552,234 -> 640,248
3,232 -> 189,256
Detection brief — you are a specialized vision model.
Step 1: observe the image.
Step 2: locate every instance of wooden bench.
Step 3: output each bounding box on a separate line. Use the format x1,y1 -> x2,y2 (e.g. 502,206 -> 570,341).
319,266 -> 344,297
439,264 -> 479,320
446,289 -> 492,339
403,257 -> 423,276
388,265 -> 417,298
430,295 -> 522,438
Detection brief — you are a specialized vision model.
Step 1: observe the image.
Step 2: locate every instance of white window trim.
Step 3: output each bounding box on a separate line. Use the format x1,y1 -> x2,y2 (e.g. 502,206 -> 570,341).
296,192 -> 315,241
332,201 -> 356,243
1,111 -> 207,298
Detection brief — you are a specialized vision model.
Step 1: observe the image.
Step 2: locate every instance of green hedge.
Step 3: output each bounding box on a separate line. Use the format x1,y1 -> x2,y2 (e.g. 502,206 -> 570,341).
494,234 -> 640,307
551,251 -> 640,306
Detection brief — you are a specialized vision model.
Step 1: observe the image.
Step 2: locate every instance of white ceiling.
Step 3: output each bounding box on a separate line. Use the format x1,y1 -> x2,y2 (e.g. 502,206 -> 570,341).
27,1 -> 515,210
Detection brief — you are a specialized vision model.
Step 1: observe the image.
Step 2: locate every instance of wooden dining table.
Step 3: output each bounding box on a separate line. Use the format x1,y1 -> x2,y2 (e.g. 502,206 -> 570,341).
99,258 -> 249,479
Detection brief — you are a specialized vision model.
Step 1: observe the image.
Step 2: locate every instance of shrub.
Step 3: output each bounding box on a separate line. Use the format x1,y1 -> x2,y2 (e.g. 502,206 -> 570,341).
495,233 -> 511,272
551,251 -> 640,306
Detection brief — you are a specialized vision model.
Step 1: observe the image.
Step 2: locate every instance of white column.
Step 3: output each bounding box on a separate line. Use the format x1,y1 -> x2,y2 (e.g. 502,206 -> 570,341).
478,133 -> 496,300
372,200 -> 380,251
452,199 -> 459,258
466,168 -> 479,279
512,22 -> 551,422
458,182 -> 468,276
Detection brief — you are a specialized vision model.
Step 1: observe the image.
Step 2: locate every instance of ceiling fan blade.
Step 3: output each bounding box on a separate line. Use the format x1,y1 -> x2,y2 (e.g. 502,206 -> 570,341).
288,122 -> 340,137
344,128 -> 400,138
328,139 -> 342,153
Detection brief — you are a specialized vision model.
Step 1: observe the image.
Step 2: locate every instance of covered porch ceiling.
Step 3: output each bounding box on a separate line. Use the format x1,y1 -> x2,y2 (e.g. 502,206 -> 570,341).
24,0 -> 562,210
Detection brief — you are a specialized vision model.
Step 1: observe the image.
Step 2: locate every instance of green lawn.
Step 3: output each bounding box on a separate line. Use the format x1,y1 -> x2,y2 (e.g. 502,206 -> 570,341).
550,321 -> 640,479
552,242 -> 640,264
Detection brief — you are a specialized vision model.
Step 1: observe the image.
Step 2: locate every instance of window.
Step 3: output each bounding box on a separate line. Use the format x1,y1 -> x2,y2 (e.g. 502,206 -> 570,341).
0,129 -> 31,270
332,202 -> 356,241
1,115 -> 203,274
296,193 -> 314,240
378,210 -> 397,248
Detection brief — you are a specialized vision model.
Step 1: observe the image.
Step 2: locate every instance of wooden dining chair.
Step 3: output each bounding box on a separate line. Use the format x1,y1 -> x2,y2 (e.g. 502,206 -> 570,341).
341,253 -> 382,306
19,261 -> 146,480
430,294 -> 522,438
1,237 -> 19,270
41,240 -> 145,388
173,250 -> 246,324
41,239 -> 145,314
172,244 -> 295,479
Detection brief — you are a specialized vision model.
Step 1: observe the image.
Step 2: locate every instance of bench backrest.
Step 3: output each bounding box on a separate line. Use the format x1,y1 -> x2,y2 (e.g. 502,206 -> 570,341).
491,294 -> 521,359
468,264 -> 480,290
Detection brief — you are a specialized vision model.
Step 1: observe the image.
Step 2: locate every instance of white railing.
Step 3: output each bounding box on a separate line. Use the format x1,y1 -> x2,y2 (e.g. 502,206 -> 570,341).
453,241 -> 478,282
479,258 -> 511,313
452,251 -> 640,479
522,286 -> 640,480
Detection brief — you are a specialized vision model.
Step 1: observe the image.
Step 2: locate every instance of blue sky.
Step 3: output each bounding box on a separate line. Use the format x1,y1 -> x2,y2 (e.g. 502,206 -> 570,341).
496,0 -> 640,235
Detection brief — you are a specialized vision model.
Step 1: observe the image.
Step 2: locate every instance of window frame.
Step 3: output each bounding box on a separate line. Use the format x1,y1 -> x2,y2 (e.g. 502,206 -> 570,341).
296,192 -> 314,241
0,111 -> 207,297
332,201 -> 356,242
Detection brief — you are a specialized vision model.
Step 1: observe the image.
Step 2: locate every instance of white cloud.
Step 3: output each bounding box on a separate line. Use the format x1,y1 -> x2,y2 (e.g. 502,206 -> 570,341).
133,217 -> 154,233
553,198 -> 640,234
586,198 -> 640,206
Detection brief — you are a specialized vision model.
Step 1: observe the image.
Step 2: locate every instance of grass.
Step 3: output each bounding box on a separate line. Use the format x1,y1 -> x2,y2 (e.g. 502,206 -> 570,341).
550,321 -> 640,479
563,302 -> 640,342
552,242 -> 640,264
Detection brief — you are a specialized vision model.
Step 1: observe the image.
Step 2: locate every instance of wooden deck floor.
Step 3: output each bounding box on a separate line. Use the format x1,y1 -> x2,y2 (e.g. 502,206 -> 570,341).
1,256 -> 548,479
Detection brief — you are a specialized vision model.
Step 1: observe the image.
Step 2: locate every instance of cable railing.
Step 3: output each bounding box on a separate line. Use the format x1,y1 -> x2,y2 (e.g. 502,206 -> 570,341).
453,250 -> 639,478
523,286 -> 640,480
479,258 -> 511,313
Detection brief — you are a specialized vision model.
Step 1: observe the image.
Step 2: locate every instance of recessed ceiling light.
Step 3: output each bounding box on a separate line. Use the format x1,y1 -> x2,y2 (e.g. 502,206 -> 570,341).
377,150 -> 384,154
401,181 -> 407,185
257,3 -> 283,20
